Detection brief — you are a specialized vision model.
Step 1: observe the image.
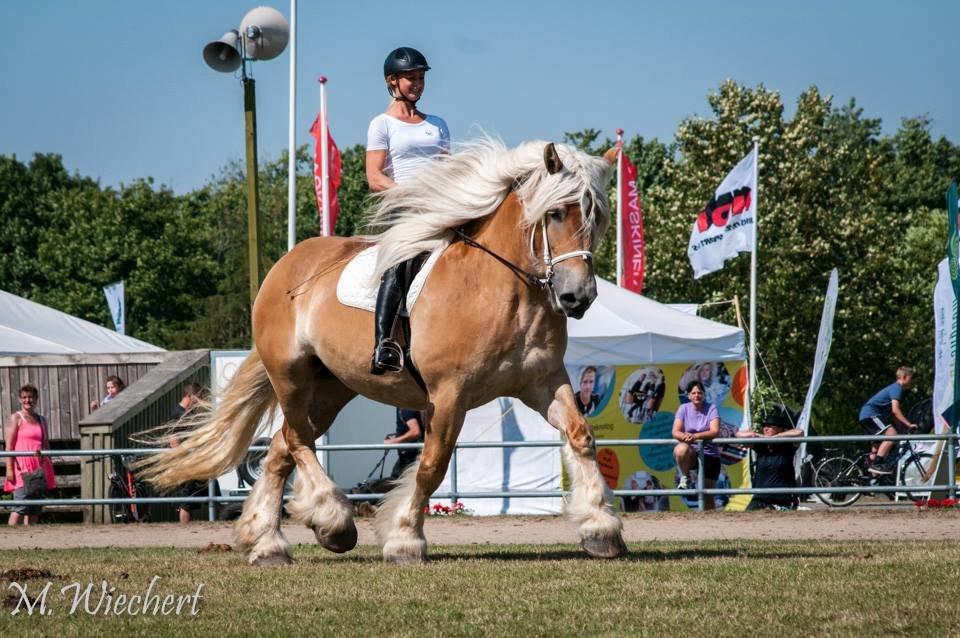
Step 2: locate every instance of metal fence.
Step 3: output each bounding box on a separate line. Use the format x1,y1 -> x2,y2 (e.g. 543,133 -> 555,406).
3,432 -> 957,520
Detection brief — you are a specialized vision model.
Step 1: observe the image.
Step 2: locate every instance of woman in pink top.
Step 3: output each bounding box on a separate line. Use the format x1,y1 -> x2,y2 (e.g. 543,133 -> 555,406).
4,384 -> 56,525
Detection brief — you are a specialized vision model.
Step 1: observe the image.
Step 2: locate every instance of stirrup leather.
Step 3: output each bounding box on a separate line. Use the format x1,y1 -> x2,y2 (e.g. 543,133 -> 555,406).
374,339 -> 405,372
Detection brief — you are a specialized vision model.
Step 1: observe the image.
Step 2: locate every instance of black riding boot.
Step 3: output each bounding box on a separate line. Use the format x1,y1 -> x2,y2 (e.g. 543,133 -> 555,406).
371,263 -> 406,374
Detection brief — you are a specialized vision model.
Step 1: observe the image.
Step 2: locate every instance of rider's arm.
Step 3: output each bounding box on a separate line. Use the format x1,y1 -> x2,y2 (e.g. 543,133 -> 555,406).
890,400 -> 915,430
366,150 -> 396,192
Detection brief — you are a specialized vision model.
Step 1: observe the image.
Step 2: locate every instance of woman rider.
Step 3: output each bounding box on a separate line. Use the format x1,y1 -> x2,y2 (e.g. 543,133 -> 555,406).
366,46 -> 450,374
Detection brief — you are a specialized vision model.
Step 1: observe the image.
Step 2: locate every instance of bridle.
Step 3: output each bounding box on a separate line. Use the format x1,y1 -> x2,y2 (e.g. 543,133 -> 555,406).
453,213 -> 593,294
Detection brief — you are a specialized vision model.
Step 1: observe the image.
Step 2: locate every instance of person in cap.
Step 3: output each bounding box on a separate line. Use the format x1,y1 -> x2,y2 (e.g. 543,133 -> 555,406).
736,404 -> 803,510
366,46 -> 451,375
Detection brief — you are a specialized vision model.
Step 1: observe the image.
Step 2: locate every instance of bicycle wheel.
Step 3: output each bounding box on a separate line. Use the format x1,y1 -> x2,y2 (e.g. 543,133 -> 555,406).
814,456 -> 863,507
899,452 -> 933,503
108,482 -> 129,523
131,481 -> 152,523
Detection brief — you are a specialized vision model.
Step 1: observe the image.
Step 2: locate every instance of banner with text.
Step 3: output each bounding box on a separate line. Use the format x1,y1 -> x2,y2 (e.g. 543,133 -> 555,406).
619,151 -> 644,294
569,360 -> 750,511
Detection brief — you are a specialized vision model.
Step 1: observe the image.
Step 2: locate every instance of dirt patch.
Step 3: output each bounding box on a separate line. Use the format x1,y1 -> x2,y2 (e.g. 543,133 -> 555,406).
0,509 -> 956,551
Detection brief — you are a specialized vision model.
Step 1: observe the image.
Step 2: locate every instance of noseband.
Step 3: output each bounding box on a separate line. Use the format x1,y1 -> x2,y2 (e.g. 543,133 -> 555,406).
453,216 -> 592,294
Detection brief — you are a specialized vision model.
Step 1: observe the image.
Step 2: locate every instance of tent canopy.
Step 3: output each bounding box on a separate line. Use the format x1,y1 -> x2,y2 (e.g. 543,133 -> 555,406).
0,289 -> 163,354
564,278 -> 744,365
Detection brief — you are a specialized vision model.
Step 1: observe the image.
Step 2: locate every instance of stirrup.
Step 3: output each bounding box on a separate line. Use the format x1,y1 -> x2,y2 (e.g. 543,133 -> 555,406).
371,339 -> 404,374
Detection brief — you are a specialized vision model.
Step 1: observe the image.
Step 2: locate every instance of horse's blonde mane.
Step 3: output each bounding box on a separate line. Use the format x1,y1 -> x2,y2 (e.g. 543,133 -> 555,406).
367,137 -> 613,279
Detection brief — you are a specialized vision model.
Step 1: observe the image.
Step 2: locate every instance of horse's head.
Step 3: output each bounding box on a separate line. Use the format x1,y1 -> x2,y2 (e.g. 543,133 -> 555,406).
528,143 -> 615,319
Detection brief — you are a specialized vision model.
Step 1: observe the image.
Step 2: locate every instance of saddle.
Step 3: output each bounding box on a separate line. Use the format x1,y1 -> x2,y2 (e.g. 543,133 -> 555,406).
336,245 -> 443,314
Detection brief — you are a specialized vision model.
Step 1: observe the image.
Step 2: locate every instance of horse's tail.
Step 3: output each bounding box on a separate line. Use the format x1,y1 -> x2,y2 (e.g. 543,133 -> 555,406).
136,349 -> 277,491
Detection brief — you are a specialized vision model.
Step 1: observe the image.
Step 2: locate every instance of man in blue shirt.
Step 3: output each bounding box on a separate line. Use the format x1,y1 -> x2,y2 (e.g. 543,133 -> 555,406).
858,366 -> 917,474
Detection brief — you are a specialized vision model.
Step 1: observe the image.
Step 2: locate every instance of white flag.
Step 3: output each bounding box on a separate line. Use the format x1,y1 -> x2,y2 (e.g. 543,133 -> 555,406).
688,146 -> 757,279
932,258 -> 955,451
103,280 -> 125,335
795,269 -> 838,476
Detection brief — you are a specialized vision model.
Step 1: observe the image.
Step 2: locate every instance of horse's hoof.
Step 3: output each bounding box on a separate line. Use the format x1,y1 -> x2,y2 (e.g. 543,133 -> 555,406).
382,538 -> 427,564
250,553 -> 293,566
581,534 -> 628,559
383,553 -> 427,565
315,521 -> 358,554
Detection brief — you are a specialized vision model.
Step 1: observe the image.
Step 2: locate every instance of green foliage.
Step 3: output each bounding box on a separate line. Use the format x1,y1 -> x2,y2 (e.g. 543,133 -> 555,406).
2,81 -> 958,435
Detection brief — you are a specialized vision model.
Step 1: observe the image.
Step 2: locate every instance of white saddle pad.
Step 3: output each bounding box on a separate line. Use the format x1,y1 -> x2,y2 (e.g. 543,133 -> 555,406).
336,245 -> 443,314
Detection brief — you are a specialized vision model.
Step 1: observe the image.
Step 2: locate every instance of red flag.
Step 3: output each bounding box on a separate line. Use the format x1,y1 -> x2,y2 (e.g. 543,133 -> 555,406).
620,150 -> 644,293
309,115 -> 341,235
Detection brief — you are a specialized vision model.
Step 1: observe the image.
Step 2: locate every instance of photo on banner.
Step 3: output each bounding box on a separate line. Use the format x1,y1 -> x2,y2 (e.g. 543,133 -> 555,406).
570,360 -> 750,512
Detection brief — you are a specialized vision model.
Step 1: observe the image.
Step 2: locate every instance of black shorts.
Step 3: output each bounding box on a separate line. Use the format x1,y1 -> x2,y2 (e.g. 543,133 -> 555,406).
696,455 -> 722,481
860,416 -> 890,435
177,480 -> 208,511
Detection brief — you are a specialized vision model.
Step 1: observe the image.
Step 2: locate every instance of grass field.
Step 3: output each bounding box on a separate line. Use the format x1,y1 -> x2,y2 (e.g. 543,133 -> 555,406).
1,540 -> 958,637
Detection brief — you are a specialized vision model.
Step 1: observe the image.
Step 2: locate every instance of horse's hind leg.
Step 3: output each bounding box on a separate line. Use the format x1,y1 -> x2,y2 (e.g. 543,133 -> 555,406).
375,391 -> 465,564
522,373 -> 627,558
282,373 -> 358,553
235,430 -> 296,565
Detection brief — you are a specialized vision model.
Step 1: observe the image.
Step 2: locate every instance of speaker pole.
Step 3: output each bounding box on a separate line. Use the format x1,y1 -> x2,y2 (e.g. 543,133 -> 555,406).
243,75 -> 263,321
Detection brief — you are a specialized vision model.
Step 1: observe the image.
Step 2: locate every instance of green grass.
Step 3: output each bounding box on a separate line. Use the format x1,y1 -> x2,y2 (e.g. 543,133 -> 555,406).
1,541 -> 958,637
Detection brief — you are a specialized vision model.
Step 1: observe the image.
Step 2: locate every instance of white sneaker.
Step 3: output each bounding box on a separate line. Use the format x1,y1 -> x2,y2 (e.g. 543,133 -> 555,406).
677,476 -> 690,490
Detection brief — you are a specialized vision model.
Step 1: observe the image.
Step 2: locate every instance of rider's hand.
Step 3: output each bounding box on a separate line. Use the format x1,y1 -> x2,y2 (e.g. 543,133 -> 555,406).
907,423 -> 918,431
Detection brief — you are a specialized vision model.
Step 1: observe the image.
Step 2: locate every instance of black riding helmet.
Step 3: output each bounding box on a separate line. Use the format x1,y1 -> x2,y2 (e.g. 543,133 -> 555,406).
761,404 -> 799,429
383,47 -> 430,77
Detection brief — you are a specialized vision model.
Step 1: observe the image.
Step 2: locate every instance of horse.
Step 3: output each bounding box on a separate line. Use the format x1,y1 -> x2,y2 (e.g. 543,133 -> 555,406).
139,138 -> 627,564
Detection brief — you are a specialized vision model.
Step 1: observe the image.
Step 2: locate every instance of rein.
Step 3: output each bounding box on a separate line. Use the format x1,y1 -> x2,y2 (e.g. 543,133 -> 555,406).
452,218 -> 593,292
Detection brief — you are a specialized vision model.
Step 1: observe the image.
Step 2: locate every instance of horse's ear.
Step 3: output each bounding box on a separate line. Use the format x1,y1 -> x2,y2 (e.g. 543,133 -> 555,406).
544,143 -> 564,175
603,147 -> 618,165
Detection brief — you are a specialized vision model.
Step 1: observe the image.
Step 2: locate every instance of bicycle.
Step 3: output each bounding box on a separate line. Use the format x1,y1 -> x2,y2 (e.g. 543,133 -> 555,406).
87,454 -> 152,523
813,441 -> 933,507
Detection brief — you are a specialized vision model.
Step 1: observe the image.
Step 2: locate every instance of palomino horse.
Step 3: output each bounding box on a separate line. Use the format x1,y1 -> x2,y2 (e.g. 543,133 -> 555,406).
140,138 -> 627,564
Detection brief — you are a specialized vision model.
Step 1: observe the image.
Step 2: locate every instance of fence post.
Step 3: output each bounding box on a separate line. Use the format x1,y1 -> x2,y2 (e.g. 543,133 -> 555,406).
208,479 -> 216,522
697,442 -> 705,512
450,445 -> 459,505
949,432 -> 957,500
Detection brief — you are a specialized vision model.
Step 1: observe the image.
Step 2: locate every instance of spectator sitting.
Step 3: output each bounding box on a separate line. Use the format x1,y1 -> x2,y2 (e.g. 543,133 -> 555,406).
737,404 -> 803,510
672,380 -> 721,509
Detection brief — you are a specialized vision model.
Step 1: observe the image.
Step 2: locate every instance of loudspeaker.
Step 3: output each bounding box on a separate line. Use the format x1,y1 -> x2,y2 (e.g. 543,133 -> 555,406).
240,6 -> 289,61
203,30 -> 242,73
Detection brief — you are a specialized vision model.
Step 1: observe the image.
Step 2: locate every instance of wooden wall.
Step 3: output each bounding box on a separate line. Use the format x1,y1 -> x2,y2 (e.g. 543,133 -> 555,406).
0,353 -> 166,442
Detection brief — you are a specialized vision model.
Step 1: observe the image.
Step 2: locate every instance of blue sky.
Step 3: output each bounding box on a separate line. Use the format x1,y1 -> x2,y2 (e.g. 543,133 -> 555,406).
3,1 -> 958,193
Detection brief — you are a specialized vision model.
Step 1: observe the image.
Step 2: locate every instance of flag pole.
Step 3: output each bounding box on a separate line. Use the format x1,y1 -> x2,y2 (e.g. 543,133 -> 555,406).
319,76 -> 330,237
286,0 -> 297,252
747,137 -> 760,425
615,128 -> 624,287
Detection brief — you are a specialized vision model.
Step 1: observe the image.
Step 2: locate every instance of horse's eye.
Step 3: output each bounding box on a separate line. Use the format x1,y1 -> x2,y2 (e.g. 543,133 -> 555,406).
549,208 -> 567,223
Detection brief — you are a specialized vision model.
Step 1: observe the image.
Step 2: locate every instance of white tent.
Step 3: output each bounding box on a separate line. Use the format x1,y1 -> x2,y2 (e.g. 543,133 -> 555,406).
0,289 -> 163,355
435,277 -> 745,515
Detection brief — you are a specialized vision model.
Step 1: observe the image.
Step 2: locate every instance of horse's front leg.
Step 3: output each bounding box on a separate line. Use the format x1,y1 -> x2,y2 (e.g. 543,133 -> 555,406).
522,373 -> 627,558
374,392 -> 465,564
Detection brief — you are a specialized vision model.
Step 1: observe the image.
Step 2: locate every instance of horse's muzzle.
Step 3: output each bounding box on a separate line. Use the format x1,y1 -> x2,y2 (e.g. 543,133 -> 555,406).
556,278 -> 597,319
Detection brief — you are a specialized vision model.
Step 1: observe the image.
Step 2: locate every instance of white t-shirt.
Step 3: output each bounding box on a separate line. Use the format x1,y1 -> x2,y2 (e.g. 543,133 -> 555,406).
366,113 -> 450,184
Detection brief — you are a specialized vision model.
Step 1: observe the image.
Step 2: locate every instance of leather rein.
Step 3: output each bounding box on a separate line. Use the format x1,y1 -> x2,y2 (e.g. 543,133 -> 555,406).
452,217 -> 592,292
